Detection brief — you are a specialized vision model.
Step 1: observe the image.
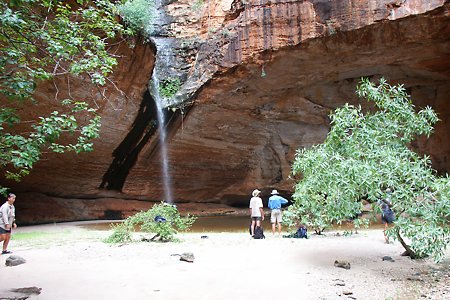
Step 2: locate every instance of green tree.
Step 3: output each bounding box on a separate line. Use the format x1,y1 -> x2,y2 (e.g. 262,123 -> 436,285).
105,202 -> 197,243
285,78 -> 450,262
0,0 -> 132,194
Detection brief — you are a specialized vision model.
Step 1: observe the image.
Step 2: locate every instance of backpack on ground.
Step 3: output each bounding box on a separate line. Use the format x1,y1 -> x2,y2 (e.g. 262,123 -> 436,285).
253,226 -> 265,239
294,226 -> 308,239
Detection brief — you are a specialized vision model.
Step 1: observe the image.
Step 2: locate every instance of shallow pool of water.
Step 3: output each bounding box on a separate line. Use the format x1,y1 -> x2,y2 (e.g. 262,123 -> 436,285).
78,215 -> 385,233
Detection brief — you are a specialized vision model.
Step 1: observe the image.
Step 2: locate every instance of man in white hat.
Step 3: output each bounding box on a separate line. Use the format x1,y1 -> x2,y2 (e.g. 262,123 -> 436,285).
268,189 -> 289,236
249,189 -> 264,237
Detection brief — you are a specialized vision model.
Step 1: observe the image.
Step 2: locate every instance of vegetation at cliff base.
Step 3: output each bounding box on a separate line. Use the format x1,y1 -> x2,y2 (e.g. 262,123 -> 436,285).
285,78 -> 450,262
105,202 -> 197,243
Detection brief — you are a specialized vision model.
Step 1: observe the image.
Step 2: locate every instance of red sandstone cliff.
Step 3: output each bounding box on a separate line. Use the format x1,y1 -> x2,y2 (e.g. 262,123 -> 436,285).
3,0 -> 449,223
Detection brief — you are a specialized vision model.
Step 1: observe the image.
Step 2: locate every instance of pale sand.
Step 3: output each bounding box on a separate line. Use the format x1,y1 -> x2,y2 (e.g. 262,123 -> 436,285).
0,222 -> 448,300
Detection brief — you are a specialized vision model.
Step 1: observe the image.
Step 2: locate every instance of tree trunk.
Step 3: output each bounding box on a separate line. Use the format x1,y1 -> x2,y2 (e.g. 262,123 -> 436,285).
395,227 -> 417,259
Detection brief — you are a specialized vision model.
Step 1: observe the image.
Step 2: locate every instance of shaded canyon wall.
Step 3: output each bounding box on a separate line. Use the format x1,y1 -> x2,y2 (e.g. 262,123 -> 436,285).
3,0 -> 449,223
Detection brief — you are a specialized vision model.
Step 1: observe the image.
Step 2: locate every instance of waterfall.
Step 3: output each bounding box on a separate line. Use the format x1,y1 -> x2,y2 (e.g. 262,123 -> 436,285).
151,72 -> 173,203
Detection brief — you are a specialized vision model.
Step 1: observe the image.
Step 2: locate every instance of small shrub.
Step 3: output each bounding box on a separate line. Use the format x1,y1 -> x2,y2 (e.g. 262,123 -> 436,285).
117,0 -> 154,37
159,77 -> 181,99
105,202 -> 196,243
104,222 -> 132,244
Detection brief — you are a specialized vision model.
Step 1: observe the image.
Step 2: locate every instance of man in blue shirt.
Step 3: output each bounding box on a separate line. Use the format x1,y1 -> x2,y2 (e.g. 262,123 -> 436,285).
268,189 -> 289,236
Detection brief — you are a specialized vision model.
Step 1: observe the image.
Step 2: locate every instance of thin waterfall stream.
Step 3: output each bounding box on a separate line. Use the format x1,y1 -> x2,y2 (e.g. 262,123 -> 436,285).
151,72 -> 173,203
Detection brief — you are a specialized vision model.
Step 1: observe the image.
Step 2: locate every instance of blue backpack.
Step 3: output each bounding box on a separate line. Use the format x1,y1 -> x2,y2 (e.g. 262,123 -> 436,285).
154,215 -> 166,223
294,226 -> 308,239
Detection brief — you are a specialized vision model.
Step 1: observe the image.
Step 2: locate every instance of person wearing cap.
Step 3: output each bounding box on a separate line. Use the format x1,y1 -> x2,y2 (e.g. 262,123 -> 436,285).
249,189 -> 264,237
0,193 -> 17,254
268,189 -> 289,236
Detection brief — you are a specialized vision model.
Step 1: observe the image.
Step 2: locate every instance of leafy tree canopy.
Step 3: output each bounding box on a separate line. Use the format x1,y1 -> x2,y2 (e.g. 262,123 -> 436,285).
0,0 -> 133,194
285,78 -> 450,262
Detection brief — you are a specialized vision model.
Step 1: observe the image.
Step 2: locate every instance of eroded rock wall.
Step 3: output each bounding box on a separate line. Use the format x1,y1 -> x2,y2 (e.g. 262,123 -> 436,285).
4,1 -> 449,223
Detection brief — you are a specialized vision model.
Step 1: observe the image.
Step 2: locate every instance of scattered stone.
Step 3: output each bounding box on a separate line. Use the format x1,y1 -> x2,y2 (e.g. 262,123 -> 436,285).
342,290 -> 353,295
406,277 -> 424,282
9,287 -> 41,295
171,252 -> 195,263
179,252 -> 195,263
5,255 -> 26,267
382,256 -> 395,262
332,279 -> 346,286
201,235 -> 209,239
0,286 -> 41,300
334,260 -> 351,270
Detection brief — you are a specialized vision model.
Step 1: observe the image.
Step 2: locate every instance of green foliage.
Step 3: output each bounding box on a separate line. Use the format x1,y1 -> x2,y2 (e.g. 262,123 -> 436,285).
0,0 -> 131,189
104,222 -> 133,244
106,202 -> 197,243
1,100 -> 101,181
286,78 -> 450,261
159,77 -> 181,99
117,0 -> 154,37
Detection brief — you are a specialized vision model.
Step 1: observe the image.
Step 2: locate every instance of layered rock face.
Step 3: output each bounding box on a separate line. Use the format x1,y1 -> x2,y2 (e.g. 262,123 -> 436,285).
4,0 -> 449,223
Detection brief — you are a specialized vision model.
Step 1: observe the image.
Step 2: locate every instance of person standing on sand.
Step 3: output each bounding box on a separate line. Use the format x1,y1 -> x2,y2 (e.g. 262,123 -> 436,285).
268,189 -> 289,236
379,188 -> 395,243
249,189 -> 264,236
0,193 -> 17,254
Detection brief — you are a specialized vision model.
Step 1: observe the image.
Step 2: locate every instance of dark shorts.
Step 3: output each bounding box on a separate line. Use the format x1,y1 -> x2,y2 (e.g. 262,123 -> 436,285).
251,217 -> 262,221
381,210 -> 395,224
0,227 -> 11,234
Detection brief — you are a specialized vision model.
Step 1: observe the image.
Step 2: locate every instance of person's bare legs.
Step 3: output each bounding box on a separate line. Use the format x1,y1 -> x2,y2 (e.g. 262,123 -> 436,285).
383,223 -> 389,243
3,233 -> 11,251
271,223 -> 276,235
251,220 -> 256,236
0,233 -> 10,252
277,223 -> 282,236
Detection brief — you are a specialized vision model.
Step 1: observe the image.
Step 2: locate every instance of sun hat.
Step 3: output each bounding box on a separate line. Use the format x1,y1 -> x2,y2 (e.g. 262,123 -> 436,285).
271,189 -> 279,195
252,189 -> 261,197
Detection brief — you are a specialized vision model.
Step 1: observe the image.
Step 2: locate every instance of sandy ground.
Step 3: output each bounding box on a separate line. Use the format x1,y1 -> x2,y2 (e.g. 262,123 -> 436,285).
0,222 -> 449,300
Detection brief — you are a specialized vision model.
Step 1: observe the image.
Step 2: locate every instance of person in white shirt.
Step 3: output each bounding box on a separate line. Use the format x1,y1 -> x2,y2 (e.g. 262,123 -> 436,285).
249,189 -> 264,236
0,193 -> 17,254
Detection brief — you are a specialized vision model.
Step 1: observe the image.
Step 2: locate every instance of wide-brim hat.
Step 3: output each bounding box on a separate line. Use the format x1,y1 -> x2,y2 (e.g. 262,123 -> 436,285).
252,189 -> 261,197
271,189 -> 279,195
